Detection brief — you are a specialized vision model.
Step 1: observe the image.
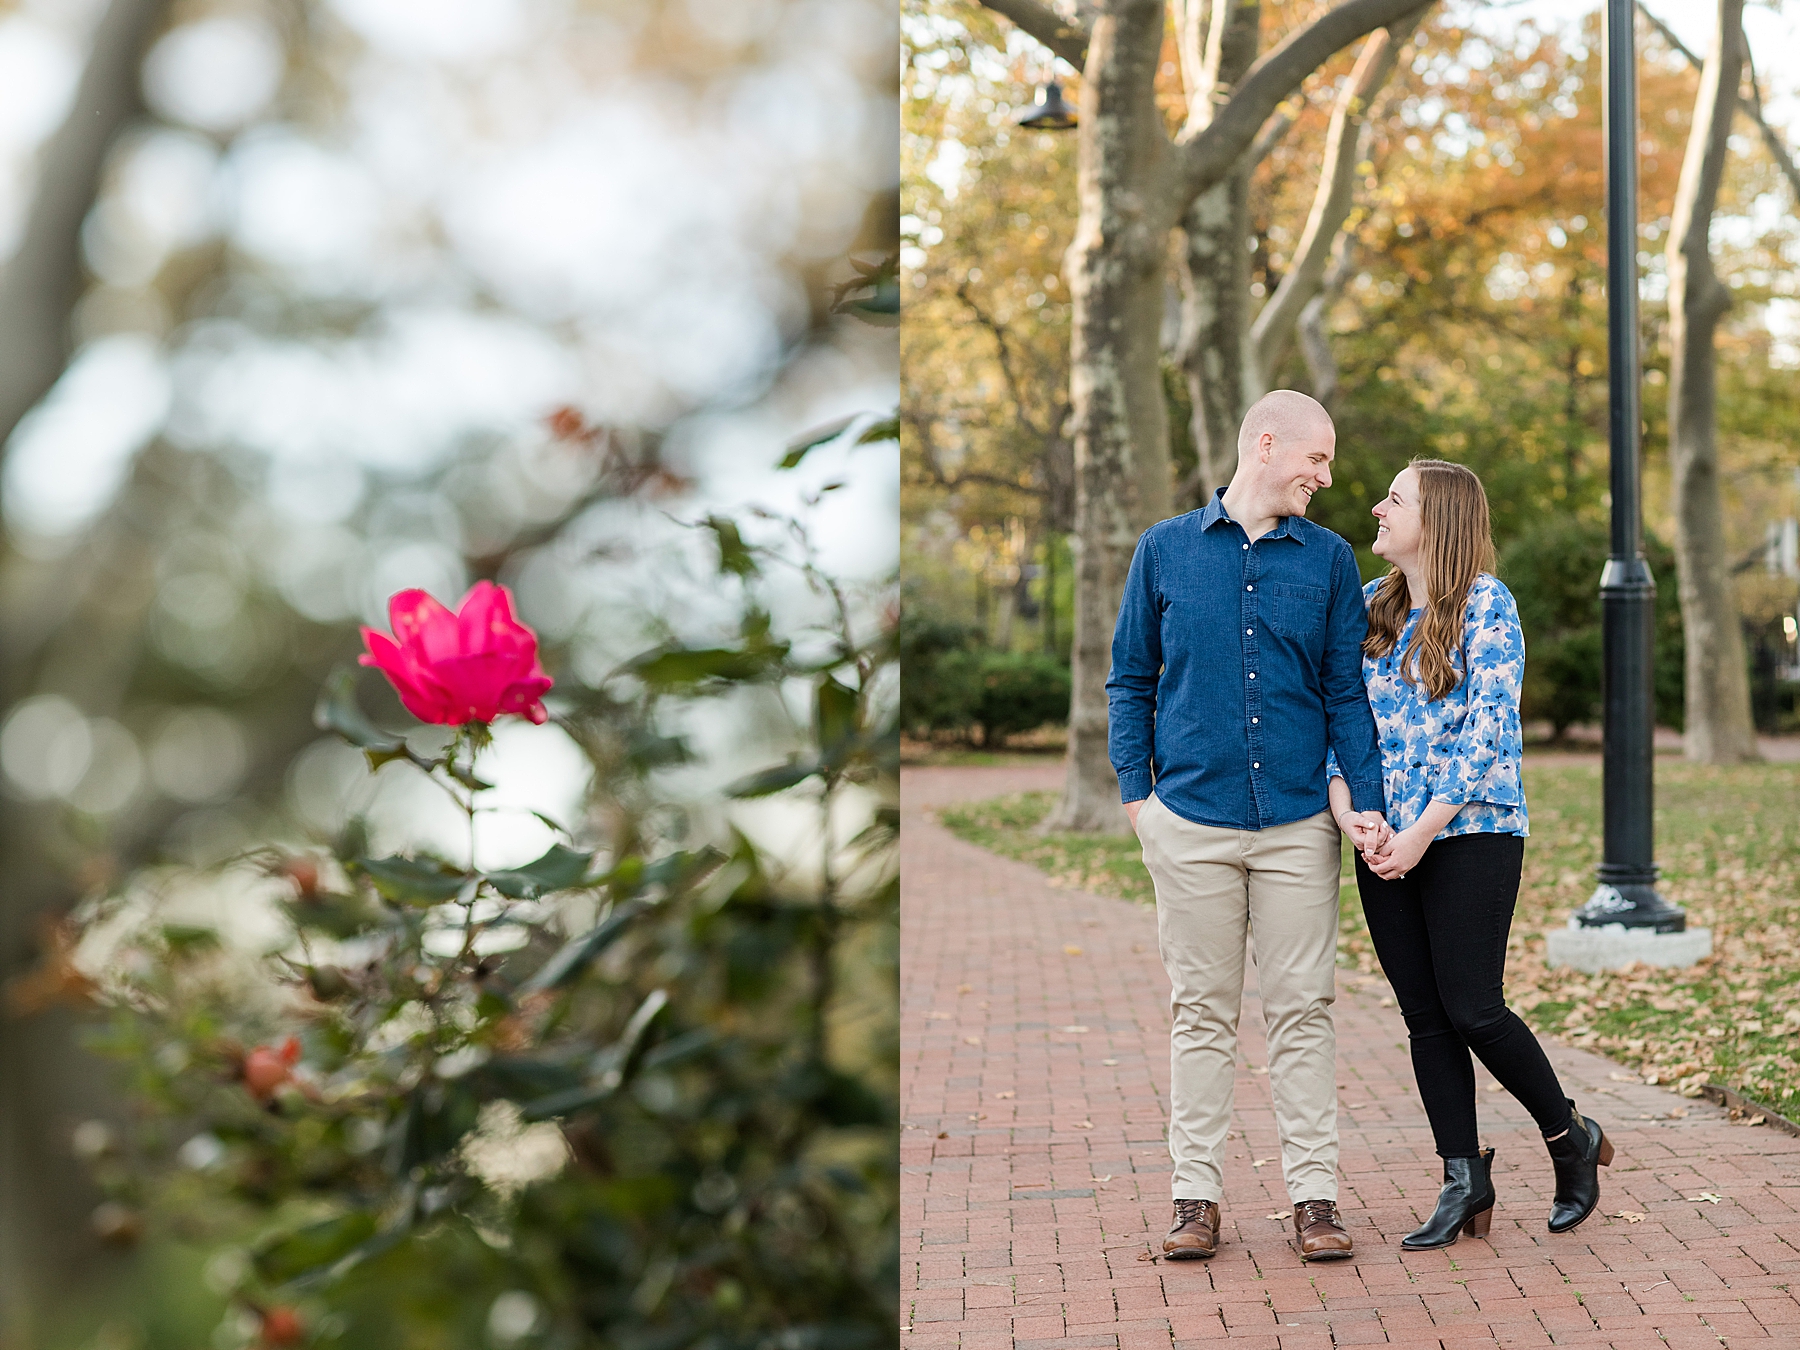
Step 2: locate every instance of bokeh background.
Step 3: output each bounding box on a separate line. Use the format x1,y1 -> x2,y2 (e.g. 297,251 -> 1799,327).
0,0 -> 897,1340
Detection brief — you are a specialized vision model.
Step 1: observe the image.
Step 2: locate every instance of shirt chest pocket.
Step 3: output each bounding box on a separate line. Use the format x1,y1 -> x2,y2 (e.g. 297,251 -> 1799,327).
1266,582 -> 1327,641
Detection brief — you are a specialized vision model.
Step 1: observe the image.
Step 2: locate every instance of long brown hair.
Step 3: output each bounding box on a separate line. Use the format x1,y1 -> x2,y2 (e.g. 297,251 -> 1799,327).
1363,459 -> 1496,700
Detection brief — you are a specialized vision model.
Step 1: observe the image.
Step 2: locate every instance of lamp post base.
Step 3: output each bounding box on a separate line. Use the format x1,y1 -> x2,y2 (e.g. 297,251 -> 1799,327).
1574,881 -> 1687,932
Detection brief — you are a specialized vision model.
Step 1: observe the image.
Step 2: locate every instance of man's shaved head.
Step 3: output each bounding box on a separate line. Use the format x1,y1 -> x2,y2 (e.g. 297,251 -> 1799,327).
1236,389 -> 1334,459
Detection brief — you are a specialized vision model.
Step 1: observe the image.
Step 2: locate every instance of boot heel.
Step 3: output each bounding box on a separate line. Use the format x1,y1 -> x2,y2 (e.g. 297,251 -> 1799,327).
1462,1205 -> 1494,1238
1596,1134 -> 1614,1167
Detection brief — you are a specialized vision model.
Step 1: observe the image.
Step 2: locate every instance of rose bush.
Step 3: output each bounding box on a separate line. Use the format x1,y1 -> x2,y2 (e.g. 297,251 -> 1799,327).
69,504 -> 897,1348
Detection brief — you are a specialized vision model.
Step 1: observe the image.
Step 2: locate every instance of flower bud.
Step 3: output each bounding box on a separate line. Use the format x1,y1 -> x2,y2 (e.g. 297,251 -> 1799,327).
243,1036 -> 301,1101
260,1306 -> 304,1347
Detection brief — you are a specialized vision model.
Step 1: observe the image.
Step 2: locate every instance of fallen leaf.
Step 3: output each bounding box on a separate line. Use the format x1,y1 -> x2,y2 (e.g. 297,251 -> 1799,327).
1612,1210 -> 1646,1224
1668,1107 -> 1688,1119
1249,1065 -> 1269,1075
1485,1081 -> 1506,1092
1346,1102 -> 1368,1109
1608,1072 -> 1641,1083
957,984 -> 972,993
928,1012 -> 951,1020
1266,1210 -> 1293,1221
1061,1026 -> 1089,1034
1091,1175 -> 1113,1184
1102,1058 -> 1119,1066
1136,1250 -> 1158,1263
995,1091 -> 1016,1100
936,1132 -> 948,1139
964,1036 -> 982,1046
1747,1115 -> 1766,1126
1074,1120 -> 1094,1130
1686,1193 -> 1724,1205
1064,945 -> 1084,956
1251,1158 -> 1276,1169
967,1114 -> 987,1121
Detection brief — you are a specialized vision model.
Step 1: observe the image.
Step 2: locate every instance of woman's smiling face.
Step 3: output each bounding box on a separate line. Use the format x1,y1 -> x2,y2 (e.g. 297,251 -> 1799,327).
1371,467 -> 1423,567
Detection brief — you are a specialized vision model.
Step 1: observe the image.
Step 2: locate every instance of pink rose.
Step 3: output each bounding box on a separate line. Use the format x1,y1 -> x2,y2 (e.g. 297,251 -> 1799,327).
359,582 -> 553,726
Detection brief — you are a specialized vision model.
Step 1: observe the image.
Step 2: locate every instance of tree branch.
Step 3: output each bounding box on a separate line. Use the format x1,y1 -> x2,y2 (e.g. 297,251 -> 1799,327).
1249,104 -> 1300,167
1640,0 -> 1800,209
976,0 -> 1090,69
954,283 -> 1048,439
0,0 -> 170,457
1168,0 -> 1434,214
1249,11 -> 1421,385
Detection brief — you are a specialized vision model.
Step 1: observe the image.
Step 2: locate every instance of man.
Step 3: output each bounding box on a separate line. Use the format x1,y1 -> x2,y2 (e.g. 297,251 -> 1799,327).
1107,389 -> 1387,1263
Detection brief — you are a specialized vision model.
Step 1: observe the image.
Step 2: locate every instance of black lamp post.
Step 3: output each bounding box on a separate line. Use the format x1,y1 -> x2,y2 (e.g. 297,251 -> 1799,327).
1574,0 -> 1686,933
1017,82 -> 1077,131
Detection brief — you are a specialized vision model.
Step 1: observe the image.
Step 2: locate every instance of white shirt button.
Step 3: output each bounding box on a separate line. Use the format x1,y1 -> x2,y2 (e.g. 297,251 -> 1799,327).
1242,543 -> 1249,550
1253,762 -> 1260,769
1246,628 -> 1253,636
1246,584 -> 1254,591
1248,672 -> 1256,679
1252,717 -> 1259,724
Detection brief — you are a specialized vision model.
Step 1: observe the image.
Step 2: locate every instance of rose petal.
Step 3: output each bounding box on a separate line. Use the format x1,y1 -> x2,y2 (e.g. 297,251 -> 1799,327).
388,590 -> 461,664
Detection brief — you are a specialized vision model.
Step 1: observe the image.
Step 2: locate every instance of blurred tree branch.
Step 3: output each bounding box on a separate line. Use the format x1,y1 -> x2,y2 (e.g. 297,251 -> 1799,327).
0,0 -> 170,458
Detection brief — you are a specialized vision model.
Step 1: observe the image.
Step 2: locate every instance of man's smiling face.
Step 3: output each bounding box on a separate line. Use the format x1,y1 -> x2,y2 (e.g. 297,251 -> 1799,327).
1267,422 -> 1335,517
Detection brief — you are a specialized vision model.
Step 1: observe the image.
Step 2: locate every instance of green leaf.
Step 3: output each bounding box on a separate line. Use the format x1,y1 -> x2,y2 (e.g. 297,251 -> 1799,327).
487,843 -> 597,899
519,989 -> 669,1121
353,855 -> 470,904
253,1210 -> 378,1286
855,414 -> 899,444
625,643 -> 788,689
815,675 -> 861,768
705,515 -> 759,577
779,414 -> 858,469
281,894 -> 379,939
314,668 -> 405,755
445,762 -> 496,792
519,898 -> 649,993
471,1055 -> 586,1103
389,1082 -> 480,1176
159,924 -> 219,955
725,758 -> 821,798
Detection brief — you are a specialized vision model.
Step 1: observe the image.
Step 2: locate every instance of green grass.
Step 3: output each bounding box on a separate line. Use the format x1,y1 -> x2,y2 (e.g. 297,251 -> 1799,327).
934,760 -> 1800,1113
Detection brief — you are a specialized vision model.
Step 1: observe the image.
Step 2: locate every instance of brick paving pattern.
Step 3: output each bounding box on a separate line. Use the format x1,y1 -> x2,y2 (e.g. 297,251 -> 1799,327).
901,765 -> 1800,1350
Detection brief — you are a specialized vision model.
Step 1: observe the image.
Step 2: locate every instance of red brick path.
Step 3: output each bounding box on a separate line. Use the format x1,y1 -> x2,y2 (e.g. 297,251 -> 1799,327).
901,764 -> 1800,1350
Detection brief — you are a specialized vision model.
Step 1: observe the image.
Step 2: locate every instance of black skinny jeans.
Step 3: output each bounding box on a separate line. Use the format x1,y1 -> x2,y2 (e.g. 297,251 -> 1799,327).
1355,832 -> 1573,1158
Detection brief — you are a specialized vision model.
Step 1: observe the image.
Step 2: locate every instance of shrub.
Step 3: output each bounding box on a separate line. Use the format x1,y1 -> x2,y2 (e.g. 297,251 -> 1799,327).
969,652 -> 1071,745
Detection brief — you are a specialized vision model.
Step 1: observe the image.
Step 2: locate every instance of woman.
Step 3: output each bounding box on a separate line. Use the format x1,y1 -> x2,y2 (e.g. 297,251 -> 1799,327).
1326,458 -> 1611,1249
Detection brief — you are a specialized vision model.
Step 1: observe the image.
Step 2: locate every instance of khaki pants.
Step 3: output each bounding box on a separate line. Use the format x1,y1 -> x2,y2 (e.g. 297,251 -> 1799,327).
1136,793 -> 1342,1205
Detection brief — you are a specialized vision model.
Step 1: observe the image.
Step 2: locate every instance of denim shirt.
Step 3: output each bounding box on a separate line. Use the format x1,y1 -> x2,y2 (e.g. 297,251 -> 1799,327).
1107,491 -> 1384,830
1327,573 -> 1529,839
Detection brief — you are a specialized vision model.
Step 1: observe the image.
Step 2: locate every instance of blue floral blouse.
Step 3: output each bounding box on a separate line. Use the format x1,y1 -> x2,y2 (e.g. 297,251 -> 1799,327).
1328,572 -> 1529,839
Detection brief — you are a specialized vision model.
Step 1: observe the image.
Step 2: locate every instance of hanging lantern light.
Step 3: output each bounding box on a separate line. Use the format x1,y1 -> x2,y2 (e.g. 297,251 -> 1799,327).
1017,82 -> 1077,131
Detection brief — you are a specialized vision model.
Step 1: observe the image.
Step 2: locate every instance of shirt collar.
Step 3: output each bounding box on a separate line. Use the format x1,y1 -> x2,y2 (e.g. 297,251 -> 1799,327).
1200,488 -> 1305,543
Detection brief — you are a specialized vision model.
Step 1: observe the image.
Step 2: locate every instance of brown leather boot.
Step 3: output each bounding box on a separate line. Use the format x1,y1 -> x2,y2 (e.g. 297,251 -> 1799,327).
1292,1198 -> 1353,1261
1162,1198 -> 1219,1260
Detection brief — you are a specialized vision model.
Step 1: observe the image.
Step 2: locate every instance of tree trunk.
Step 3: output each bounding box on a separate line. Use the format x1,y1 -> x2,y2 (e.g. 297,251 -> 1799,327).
1666,0 -> 1758,764
1040,0 -> 1173,833
1176,169 -> 1254,509
1172,0 -> 1260,512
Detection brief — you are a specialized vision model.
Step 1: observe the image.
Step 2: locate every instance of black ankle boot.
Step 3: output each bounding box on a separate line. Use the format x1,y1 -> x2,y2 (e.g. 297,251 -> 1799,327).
1546,1099 -> 1613,1233
1402,1147 -> 1496,1250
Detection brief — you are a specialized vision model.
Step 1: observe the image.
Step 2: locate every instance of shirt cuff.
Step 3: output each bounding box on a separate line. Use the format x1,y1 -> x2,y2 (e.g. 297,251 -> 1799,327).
1347,778 -> 1384,815
1116,769 -> 1153,804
